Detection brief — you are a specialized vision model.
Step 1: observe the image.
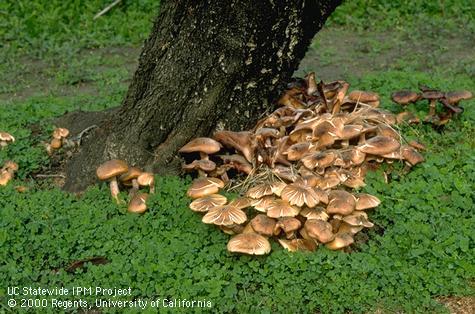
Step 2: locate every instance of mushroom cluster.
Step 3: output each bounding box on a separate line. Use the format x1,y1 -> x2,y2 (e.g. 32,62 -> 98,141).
0,160 -> 18,186
181,73 -> 426,255
45,127 -> 71,155
96,159 -> 154,213
0,131 -> 15,148
392,87 -> 472,126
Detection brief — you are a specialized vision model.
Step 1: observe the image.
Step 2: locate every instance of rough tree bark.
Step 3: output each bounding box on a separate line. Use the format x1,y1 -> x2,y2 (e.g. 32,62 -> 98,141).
63,0 -> 342,192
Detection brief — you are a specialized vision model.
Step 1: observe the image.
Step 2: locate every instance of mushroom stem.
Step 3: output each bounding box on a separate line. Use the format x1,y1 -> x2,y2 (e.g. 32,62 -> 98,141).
199,152 -> 209,160
428,99 -> 437,117
129,179 -> 140,196
149,179 -> 155,194
109,177 -> 122,204
197,169 -> 207,177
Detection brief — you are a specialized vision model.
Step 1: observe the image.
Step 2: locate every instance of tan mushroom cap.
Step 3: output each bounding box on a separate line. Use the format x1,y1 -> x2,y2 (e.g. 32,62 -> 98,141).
422,90 -> 444,99
119,166 -> 143,182
355,193 -> 381,210
391,90 -> 420,105
50,138 -> 62,149
213,131 -> 254,162
0,170 -> 14,186
187,177 -> 224,199
128,193 -> 149,214
285,142 -> 314,161
357,136 -> 400,156
178,137 -> 222,155
300,206 -> 329,221
325,233 -> 354,250
0,132 -> 15,142
218,154 -> 252,174
202,204 -> 247,226
274,217 -> 301,236
402,146 -> 424,166
301,151 -> 337,169
189,194 -> 227,212
342,211 -> 374,228
281,182 -> 320,208
219,224 -> 244,235
228,197 -> 252,209
348,90 -> 380,103
250,214 -> 277,236
408,140 -> 426,151
52,127 -> 69,139
247,182 -> 286,199
251,196 -> 275,212
2,160 -> 19,172
182,159 -> 217,172
96,159 -> 129,180
304,219 -> 334,243
137,172 -> 154,186
227,233 -> 271,255
337,222 -> 364,235
444,90 -> 473,104
327,190 -> 356,215
278,238 -> 317,252
266,199 -> 301,218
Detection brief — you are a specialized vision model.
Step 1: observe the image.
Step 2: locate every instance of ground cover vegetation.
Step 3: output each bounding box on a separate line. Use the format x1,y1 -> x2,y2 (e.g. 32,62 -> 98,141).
0,0 -> 474,312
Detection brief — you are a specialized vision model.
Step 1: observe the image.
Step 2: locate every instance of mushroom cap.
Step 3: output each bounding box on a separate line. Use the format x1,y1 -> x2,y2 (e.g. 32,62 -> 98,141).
408,140 -> 426,151
178,137 -> 222,155
304,219 -> 334,243
255,127 -> 281,138
284,142 -> 313,161
219,224 -> 244,235
189,194 -> 227,212
96,159 -> 129,180
274,217 -> 301,234
218,154 -> 252,174
337,222 -> 364,235
2,160 -> 19,172
0,132 -> 15,142
187,177 -> 225,199
251,196 -> 276,212
301,151 -> 337,169
50,138 -> 62,149
227,233 -> 271,255
348,90 -> 380,103
355,193 -> 381,210
250,214 -> 277,236
357,136 -> 400,156
52,127 -> 70,139
128,193 -> 149,214
444,90 -> 473,104
246,182 -> 283,199
300,206 -> 329,220
182,159 -> 216,172
342,211 -> 374,228
272,165 -> 300,182
266,199 -> 301,218
213,131 -> 254,162
0,170 -> 14,186
338,125 -> 364,140
325,233 -> 354,250
422,90 -> 444,100
119,166 -> 143,182
402,146 -> 424,166
228,197 -> 252,209
327,190 -> 356,215
391,90 -> 420,105
281,182 -> 320,208
137,172 -> 154,186
202,204 -> 247,226
278,238 -> 317,252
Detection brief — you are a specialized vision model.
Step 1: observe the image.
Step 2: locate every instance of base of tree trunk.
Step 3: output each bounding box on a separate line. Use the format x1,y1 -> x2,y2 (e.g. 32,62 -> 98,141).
60,0 -> 342,192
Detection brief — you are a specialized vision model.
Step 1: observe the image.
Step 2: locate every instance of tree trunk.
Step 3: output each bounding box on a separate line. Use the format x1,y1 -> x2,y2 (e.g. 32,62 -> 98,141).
63,0 -> 342,192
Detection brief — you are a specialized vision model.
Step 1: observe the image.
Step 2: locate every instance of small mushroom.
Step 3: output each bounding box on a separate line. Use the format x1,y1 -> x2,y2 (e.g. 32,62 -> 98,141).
178,137 -> 222,160
0,132 -> 15,148
119,166 -> 143,196
326,190 -> 356,215
250,214 -> 277,236
421,90 -> 444,120
278,238 -> 317,252
391,90 -> 420,106
202,204 -> 247,226
354,193 -> 381,210
280,182 -> 320,208
266,199 -> 301,218
304,219 -> 334,243
227,225 -> 271,255
189,194 -> 227,212
182,159 -> 216,177
96,159 -> 129,204
187,177 -> 225,199
137,172 -> 155,194
274,217 -> 301,238
357,136 -> 400,156
440,90 -> 472,114
325,233 -> 355,250
128,193 -> 149,214
213,131 -> 255,162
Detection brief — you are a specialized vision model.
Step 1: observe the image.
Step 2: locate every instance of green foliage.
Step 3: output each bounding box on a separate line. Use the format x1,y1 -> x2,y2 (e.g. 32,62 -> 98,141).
0,0 -> 474,312
0,0 -> 160,58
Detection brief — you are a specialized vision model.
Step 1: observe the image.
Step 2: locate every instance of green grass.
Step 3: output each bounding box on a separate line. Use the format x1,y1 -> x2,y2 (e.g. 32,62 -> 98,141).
0,0 -> 474,313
